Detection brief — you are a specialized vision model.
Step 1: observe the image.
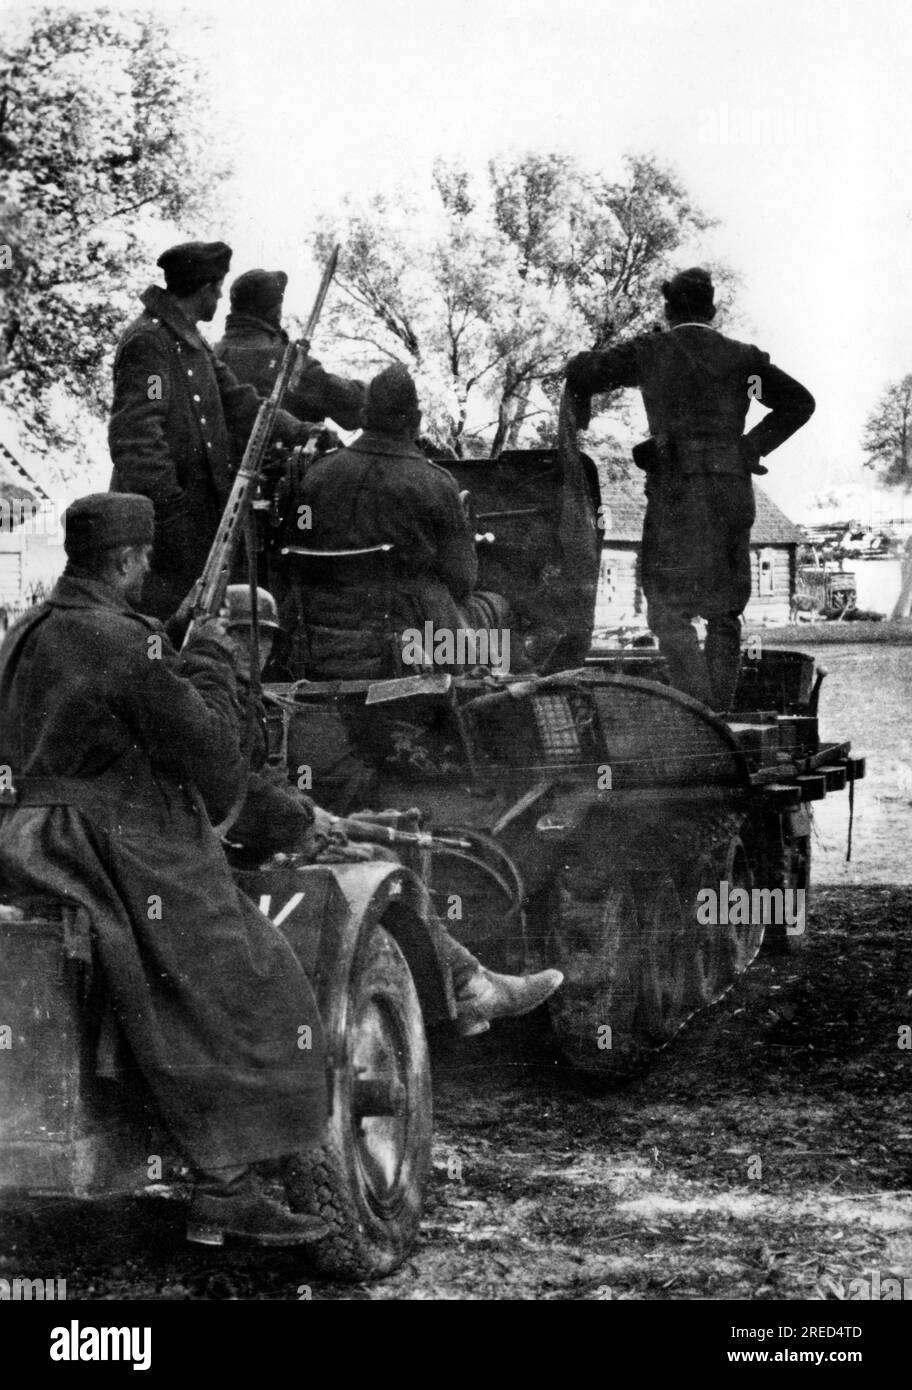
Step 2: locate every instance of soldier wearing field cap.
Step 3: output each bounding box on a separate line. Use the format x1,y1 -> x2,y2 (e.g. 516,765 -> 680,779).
0,494 -> 330,1246
292,363 -> 509,680
109,242 -> 315,619
565,268 -> 815,710
215,268 -> 365,431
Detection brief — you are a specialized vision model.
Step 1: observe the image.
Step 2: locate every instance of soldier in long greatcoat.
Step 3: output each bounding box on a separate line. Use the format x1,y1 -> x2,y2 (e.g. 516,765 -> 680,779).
108,243 -> 311,619
566,269 -> 815,710
0,494 -> 328,1245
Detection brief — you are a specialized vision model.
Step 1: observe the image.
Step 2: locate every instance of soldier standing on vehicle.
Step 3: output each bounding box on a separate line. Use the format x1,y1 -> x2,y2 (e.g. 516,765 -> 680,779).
108,242 -> 317,619
219,584 -> 564,1035
0,494 -> 330,1247
214,268 -> 365,432
565,268 -> 815,710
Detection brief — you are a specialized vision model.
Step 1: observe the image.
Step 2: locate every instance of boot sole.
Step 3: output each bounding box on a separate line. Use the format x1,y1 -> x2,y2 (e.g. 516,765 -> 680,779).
186,1218 -> 329,1248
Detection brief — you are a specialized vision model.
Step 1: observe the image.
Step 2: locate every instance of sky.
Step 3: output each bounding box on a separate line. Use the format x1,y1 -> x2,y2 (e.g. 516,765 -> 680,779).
6,0 -> 912,519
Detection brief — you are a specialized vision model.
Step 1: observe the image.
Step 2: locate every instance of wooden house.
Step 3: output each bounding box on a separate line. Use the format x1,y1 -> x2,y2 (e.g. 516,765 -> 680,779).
593,475 -> 804,635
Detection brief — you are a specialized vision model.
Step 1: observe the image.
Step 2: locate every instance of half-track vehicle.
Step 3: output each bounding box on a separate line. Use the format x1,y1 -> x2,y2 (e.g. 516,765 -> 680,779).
0,407 -> 865,1284
263,409 -> 865,1079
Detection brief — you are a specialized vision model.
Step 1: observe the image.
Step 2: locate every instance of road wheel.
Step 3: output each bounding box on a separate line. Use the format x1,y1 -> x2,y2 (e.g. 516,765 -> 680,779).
635,874 -> 687,1043
287,923 -> 432,1280
762,815 -> 812,956
547,878 -> 641,1078
718,834 -> 764,980
677,853 -> 723,1009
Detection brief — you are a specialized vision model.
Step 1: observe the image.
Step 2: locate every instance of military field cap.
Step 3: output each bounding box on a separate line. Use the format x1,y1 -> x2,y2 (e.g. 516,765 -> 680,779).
364,363 -> 420,427
64,493 -> 155,559
157,241 -> 232,295
230,269 -> 289,314
223,584 -> 282,631
662,266 -> 716,317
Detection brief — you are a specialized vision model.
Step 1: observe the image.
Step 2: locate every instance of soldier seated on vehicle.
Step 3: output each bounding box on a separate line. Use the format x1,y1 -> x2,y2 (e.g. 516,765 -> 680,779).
220,585 -> 562,1035
214,268 -> 365,433
286,363 -> 511,681
0,495 -> 330,1249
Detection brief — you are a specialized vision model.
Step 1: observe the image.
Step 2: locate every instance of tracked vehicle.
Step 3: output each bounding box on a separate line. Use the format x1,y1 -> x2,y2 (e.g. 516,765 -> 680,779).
0,409 -> 865,1283
265,409 -> 865,1079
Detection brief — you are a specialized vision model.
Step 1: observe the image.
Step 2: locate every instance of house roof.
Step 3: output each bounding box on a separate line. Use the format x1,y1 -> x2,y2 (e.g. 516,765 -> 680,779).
752,487 -> 805,545
596,465 -> 803,546
0,440 -> 41,522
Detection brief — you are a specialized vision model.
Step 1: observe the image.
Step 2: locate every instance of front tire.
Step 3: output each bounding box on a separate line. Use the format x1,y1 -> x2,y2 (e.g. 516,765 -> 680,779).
288,923 -> 432,1280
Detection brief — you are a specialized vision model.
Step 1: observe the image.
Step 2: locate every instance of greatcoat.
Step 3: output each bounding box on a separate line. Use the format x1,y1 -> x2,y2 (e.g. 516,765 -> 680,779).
0,575 -> 327,1171
291,431 -> 491,679
108,287 -> 302,618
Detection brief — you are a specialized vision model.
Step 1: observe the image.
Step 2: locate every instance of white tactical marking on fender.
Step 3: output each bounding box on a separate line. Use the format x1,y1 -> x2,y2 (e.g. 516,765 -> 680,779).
273,892 -> 306,926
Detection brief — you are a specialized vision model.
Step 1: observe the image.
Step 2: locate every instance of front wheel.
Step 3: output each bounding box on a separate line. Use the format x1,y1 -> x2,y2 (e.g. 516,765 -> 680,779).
288,922 -> 432,1280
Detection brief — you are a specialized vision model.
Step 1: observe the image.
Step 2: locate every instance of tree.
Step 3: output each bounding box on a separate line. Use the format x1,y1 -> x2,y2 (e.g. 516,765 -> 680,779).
0,7 -> 229,472
311,152 -> 731,457
862,375 -> 912,489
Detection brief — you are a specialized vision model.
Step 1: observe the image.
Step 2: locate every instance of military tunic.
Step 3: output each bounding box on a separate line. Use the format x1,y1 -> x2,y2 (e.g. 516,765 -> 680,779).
214,312 -> 365,431
108,287 -> 302,618
0,576 -> 327,1171
567,325 -> 814,706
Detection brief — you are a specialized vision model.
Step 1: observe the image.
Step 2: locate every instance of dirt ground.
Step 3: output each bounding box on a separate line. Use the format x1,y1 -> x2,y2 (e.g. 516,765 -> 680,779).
1,645 -> 909,1302
2,885 -> 909,1302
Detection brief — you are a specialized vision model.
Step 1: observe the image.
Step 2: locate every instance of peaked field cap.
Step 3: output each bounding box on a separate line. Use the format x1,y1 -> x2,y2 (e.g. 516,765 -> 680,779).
365,363 -> 419,417
64,493 -> 155,558
230,269 -> 289,313
662,266 -> 715,309
156,241 -> 232,294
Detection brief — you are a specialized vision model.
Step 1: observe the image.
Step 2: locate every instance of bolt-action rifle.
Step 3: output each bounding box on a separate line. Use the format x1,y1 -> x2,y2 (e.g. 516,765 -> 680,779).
182,244 -> 340,649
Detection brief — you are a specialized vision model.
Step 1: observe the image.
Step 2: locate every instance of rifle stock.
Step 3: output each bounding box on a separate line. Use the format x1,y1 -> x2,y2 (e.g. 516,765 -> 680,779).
181,245 -> 340,648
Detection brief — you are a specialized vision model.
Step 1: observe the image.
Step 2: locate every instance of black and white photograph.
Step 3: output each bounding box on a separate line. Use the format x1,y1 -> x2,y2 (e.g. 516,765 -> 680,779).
0,0 -> 909,1344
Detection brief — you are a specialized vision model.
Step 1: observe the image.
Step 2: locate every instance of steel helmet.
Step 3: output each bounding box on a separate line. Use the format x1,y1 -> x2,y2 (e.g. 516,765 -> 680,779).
223,584 -> 282,631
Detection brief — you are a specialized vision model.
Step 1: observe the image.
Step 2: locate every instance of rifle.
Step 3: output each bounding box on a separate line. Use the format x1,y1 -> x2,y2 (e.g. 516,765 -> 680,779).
182,244 -> 340,649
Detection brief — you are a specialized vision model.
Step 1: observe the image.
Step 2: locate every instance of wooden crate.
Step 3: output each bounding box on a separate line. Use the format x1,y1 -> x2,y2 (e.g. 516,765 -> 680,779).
0,905 -> 150,1197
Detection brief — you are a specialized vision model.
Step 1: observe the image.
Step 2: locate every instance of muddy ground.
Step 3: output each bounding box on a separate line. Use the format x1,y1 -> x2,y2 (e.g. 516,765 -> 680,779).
2,885 -> 910,1302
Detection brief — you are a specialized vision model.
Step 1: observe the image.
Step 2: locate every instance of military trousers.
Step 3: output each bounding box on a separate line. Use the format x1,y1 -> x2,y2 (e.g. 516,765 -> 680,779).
642,470 -> 754,710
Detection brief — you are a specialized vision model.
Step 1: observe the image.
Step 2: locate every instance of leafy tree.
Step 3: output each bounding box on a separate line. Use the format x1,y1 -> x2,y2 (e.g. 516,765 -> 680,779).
862,375 -> 912,489
0,7 -> 229,473
312,152 -> 730,457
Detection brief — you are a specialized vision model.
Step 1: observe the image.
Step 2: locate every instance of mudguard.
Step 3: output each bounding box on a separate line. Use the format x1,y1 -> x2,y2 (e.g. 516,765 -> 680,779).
234,860 -> 455,1029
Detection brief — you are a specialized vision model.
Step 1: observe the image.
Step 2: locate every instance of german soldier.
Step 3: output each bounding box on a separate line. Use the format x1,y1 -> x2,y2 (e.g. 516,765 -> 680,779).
214,269 -> 365,431
565,268 -> 815,709
108,243 -> 314,619
292,363 -> 509,680
0,495 -> 329,1245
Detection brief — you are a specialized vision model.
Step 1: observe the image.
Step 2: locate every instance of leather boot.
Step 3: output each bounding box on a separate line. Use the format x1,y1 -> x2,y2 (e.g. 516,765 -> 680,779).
187,1170 -> 329,1248
455,966 -> 563,1036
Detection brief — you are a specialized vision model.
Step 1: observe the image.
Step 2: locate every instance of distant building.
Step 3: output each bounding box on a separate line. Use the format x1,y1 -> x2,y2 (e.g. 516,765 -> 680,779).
594,476 -> 804,634
0,443 -> 62,621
